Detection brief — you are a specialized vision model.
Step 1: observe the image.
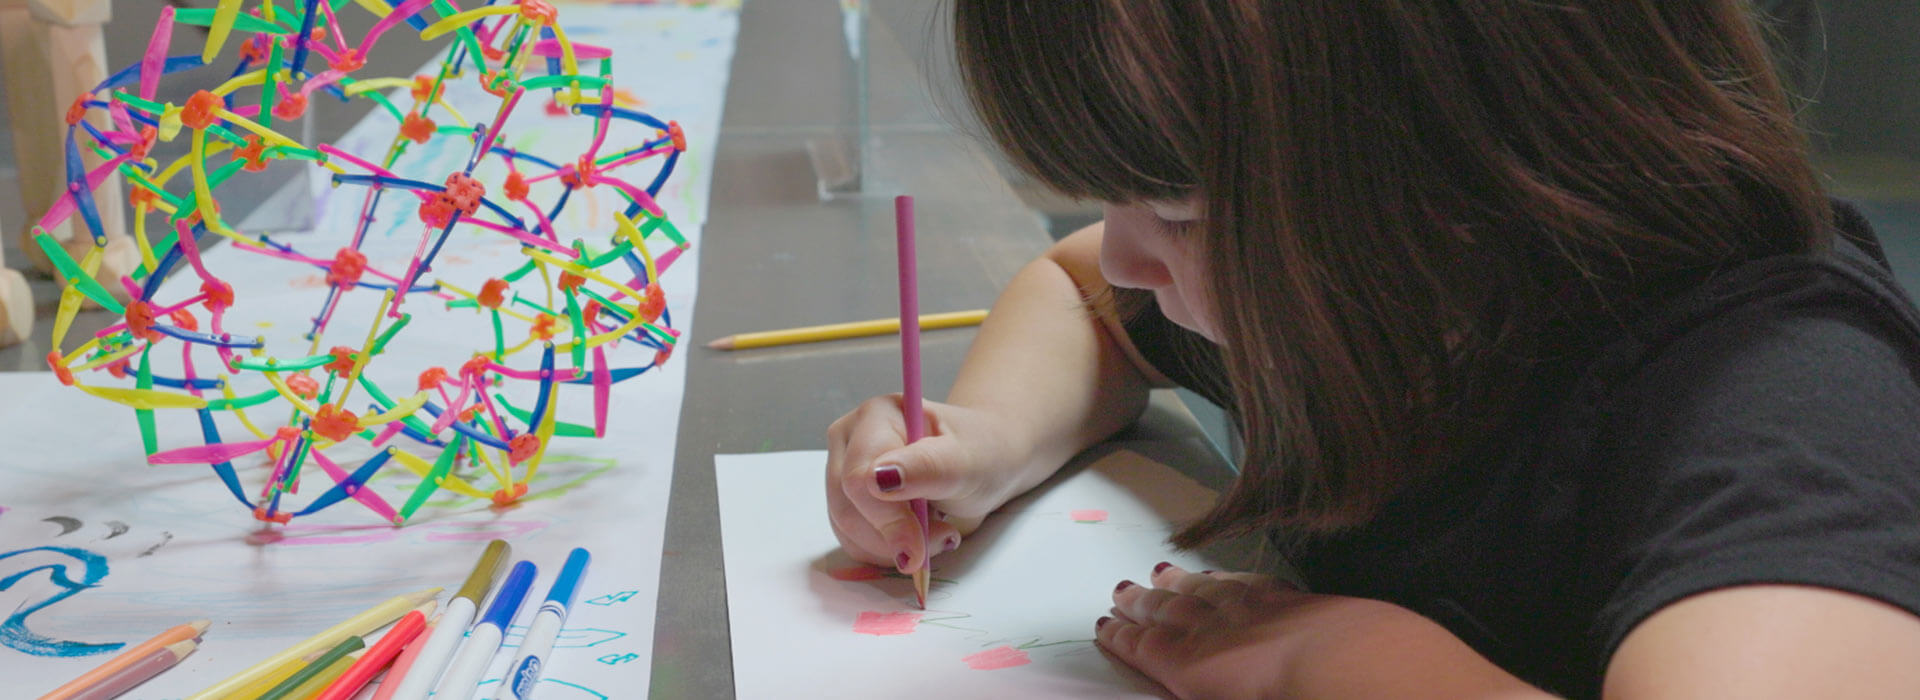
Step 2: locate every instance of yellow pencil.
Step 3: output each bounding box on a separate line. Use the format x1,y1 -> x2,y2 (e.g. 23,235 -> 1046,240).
705,309 -> 988,350
223,600 -> 438,699
276,650 -> 361,700
184,588 -> 440,700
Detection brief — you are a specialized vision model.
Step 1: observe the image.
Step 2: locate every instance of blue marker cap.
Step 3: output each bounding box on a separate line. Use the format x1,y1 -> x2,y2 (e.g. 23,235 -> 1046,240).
545,548 -> 592,611
480,560 -> 539,630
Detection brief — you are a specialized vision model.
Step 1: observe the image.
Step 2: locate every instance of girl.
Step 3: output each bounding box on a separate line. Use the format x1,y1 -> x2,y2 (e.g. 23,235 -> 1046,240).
825,2 -> 1920,697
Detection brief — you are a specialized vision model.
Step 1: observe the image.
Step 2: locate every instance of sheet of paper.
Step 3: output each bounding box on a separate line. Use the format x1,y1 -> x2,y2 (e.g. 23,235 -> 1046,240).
0,5 -> 739,698
716,449 -> 1229,699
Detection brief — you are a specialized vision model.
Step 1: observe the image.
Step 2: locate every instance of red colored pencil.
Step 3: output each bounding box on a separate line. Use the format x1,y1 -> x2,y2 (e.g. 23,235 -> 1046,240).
367,616 -> 437,700
313,610 -> 428,700
895,194 -> 931,609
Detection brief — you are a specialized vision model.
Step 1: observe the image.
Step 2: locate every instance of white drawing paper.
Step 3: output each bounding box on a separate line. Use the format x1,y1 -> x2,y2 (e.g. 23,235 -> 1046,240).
716,449 -> 1229,699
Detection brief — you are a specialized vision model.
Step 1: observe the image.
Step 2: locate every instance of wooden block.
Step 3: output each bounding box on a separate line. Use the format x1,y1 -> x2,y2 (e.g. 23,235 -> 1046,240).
0,3 -> 128,279
0,209 -> 30,347
23,0 -> 111,27
0,267 -> 31,348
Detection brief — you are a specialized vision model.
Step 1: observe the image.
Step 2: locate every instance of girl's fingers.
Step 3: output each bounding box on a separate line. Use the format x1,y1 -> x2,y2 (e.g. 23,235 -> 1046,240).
864,435 -> 975,503
878,512 -> 962,573
1097,614 -> 1146,658
1150,562 -> 1280,607
1115,579 -> 1213,627
825,496 -> 894,566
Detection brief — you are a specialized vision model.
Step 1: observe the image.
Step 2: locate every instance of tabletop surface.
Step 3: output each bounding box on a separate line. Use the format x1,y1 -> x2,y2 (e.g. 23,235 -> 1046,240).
0,2 -> 1233,697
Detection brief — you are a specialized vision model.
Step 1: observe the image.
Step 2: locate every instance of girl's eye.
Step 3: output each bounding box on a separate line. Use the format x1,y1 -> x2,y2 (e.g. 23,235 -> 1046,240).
1158,217 -> 1200,237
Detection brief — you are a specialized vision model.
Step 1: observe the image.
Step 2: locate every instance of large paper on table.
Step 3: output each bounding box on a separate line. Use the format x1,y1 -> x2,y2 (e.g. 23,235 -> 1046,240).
716,449 -> 1230,699
0,5 -> 740,698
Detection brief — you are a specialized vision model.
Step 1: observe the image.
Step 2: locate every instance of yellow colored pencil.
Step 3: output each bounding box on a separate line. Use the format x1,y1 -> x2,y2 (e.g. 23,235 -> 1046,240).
222,601 -> 435,699
184,588 -> 439,700
279,650 -> 361,700
706,309 -> 988,350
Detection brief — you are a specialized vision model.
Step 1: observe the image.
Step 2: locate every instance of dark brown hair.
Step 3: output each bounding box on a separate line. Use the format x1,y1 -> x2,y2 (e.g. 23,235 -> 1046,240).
955,1 -> 1831,545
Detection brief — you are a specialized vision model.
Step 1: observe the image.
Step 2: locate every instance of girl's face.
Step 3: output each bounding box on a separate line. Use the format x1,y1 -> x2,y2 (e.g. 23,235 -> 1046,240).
1100,196 -> 1219,342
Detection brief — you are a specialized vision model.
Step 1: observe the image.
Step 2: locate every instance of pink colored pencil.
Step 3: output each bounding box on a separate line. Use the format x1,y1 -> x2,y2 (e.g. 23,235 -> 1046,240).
895,195 -> 932,609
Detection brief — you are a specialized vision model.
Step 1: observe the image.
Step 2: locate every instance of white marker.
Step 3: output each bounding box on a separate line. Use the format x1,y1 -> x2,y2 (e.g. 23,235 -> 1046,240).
388,539 -> 510,700
432,560 -> 537,699
495,548 -> 591,699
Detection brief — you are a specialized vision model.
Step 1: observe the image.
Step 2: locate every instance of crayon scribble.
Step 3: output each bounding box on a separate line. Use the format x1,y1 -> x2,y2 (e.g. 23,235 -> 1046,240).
501,626 -> 627,649
0,547 -> 124,657
41,517 -> 81,537
853,611 -> 922,636
1069,509 -> 1108,524
138,532 -> 173,558
474,676 -> 608,699
585,590 -> 640,606
261,520 -> 548,546
962,645 -> 1032,670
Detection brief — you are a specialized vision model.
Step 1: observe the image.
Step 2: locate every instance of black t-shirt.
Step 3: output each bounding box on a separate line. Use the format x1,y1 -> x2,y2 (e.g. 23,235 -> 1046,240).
1124,202 -> 1920,698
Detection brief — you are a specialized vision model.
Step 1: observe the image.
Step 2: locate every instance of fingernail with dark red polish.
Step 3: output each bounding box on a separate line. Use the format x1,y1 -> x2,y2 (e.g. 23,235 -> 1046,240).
1097,616 -> 1112,630
1153,561 -> 1173,575
1201,570 -> 1216,575
896,552 -> 912,570
874,465 -> 904,492
1115,580 -> 1134,594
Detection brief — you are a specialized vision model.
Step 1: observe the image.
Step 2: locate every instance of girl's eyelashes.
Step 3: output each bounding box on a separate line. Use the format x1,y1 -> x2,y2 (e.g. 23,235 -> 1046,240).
1159,218 -> 1200,236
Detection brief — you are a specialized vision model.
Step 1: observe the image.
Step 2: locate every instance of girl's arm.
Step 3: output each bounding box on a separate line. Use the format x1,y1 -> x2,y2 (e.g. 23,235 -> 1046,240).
826,220 -> 1172,568
1604,584 -> 1920,698
943,219 -> 1171,503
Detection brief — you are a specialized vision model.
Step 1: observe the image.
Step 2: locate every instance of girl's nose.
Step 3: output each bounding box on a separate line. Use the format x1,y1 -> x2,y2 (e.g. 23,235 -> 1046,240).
1099,208 -> 1175,290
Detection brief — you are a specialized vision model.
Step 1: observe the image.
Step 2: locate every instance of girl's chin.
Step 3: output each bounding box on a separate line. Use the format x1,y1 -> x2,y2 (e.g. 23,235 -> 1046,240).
1160,306 -> 1221,344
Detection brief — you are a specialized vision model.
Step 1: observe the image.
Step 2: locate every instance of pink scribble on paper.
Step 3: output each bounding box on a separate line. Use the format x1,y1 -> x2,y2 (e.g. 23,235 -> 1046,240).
270,523 -> 393,546
423,520 -> 545,542
962,646 -> 1032,670
1070,509 -> 1109,523
852,611 -> 922,636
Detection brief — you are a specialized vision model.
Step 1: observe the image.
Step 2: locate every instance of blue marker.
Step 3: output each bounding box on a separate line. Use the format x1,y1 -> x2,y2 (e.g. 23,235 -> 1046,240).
433,560 -> 537,698
495,548 -> 591,700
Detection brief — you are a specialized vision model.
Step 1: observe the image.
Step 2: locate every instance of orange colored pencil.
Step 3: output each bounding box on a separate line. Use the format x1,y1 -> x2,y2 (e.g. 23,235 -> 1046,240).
37,619 -> 210,700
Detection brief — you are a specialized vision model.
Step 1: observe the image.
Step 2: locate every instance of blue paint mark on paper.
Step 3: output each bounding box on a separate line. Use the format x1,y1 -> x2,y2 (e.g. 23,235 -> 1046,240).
0,546 -> 124,657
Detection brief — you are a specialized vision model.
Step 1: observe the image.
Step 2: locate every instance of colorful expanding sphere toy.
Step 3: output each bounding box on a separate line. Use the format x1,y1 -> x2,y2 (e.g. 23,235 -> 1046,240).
32,0 -> 692,525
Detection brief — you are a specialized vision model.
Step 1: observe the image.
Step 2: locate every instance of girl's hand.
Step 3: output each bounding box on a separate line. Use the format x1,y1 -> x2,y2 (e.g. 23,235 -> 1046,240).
824,395 -> 1033,574
1098,564 -> 1543,699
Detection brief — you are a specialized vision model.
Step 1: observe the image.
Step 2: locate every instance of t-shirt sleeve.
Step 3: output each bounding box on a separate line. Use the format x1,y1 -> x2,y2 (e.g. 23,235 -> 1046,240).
1116,287 -> 1233,407
1589,272 -> 1920,658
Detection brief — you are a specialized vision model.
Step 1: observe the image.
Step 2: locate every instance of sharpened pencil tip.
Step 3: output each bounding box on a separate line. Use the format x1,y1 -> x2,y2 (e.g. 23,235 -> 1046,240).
706,336 -> 733,350
912,567 -> 930,609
